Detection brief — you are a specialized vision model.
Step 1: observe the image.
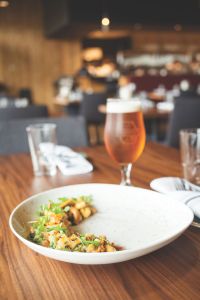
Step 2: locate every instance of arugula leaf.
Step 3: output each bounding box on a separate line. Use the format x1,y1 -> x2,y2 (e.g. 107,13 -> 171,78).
46,225 -> 67,233
58,197 -> 69,202
32,215 -> 49,228
80,195 -> 93,204
49,235 -> 56,248
64,206 -> 70,212
49,203 -> 63,214
80,236 -> 100,247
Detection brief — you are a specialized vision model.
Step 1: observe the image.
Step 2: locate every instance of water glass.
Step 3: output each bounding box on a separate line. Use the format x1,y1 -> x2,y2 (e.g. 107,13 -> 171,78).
26,124 -> 57,176
180,128 -> 200,185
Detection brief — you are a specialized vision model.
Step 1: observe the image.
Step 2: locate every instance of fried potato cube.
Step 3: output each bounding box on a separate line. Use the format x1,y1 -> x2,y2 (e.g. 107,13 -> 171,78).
56,237 -> 67,250
41,240 -> 50,247
84,233 -> 95,240
106,245 -> 117,252
80,207 -> 91,219
96,245 -> 106,252
86,244 -> 96,252
70,207 -> 82,224
59,199 -> 75,208
75,201 -> 86,209
70,234 -> 79,241
48,213 -> 63,225
67,238 -> 81,250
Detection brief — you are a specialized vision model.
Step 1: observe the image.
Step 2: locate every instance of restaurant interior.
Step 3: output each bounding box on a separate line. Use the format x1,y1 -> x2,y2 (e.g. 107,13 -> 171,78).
1,0 -> 200,145
1,0 -> 200,299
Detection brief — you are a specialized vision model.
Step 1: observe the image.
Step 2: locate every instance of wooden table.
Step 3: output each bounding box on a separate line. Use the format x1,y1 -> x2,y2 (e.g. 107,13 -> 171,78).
147,92 -> 165,103
0,143 -> 199,300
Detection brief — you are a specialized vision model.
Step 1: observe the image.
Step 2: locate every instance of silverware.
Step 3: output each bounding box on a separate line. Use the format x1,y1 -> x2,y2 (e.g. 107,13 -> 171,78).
174,178 -> 200,192
192,216 -> 200,228
170,178 -> 200,228
179,190 -> 200,228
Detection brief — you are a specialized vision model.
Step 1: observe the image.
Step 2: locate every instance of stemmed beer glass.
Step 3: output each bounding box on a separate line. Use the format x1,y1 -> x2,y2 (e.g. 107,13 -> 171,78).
104,98 -> 146,186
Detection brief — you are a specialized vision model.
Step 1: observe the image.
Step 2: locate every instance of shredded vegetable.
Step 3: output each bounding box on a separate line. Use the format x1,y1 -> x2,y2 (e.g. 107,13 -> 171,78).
28,195 -> 120,253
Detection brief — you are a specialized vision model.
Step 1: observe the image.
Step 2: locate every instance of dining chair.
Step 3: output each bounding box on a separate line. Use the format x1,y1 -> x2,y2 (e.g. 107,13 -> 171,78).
79,92 -> 106,144
167,97 -> 200,148
0,105 -> 49,120
0,116 -> 88,154
18,88 -> 33,104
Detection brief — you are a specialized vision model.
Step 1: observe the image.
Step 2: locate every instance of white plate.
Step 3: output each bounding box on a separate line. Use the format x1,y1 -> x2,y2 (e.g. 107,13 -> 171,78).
9,184 -> 193,265
150,177 -> 179,193
150,177 -> 200,226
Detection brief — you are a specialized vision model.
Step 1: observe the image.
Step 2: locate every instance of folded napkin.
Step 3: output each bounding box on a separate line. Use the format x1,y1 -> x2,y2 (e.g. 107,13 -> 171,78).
55,145 -> 93,176
150,177 -> 200,218
39,143 -> 93,176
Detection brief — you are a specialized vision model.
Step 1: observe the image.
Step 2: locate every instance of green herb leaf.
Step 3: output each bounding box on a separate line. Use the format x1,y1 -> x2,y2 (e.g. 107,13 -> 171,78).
46,225 -> 67,233
64,206 -> 70,212
49,236 -> 56,248
80,195 -> 93,204
80,236 -> 100,247
58,197 -> 68,202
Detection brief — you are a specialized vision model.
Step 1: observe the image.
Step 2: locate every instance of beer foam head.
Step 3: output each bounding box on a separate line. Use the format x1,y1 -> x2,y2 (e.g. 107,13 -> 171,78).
106,99 -> 141,113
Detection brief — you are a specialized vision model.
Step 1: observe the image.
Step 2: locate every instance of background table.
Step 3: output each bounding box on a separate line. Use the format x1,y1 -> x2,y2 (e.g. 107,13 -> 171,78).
0,143 -> 199,300
98,104 -> 170,120
98,104 -> 170,142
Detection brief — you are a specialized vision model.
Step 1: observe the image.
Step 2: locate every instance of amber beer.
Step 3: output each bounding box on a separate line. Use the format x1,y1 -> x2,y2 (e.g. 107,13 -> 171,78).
104,100 -> 146,164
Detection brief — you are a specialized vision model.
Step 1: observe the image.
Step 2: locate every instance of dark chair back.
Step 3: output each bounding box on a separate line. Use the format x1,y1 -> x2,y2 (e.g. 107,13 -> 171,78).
0,105 -> 48,121
80,92 -> 106,124
167,97 -> 200,148
0,116 -> 88,154
19,88 -> 33,104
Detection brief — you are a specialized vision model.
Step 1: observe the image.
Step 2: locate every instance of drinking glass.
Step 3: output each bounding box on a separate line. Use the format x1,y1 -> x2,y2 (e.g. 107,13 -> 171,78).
26,124 -> 57,176
180,128 -> 200,185
104,98 -> 146,185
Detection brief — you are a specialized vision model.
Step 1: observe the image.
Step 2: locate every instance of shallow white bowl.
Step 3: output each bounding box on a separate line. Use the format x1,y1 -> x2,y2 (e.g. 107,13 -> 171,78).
9,184 -> 193,265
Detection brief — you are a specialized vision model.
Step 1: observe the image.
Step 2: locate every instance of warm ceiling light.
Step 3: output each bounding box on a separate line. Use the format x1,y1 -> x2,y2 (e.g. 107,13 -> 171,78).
101,17 -> 110,27
0,0 -> 9,8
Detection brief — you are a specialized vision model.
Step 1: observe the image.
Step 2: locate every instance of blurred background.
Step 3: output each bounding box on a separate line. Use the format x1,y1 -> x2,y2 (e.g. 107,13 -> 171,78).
0,0 -> 200,145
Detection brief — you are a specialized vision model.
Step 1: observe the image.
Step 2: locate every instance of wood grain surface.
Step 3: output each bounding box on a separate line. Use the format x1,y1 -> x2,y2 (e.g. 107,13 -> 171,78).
0,0 -> 82,110
0,142 -> 199,300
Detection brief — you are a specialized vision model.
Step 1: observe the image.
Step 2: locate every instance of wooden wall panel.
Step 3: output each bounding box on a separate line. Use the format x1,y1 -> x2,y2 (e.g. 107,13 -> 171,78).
0,0 -> 82,111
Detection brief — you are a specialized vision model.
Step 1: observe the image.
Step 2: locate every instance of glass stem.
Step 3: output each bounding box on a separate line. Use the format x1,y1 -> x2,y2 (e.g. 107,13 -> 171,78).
120,163 -> 132,186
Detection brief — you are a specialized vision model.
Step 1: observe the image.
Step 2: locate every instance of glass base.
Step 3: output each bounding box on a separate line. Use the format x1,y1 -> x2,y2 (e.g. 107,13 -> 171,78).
120,181 -> 132,186
34,167 -> 57,177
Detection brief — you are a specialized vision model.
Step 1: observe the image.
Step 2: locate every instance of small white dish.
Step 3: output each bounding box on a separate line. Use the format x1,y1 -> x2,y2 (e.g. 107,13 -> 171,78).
150,177 -> 179,193
150,177 -> 200,224
150,177 -> 200,193
9,184 -> 193,265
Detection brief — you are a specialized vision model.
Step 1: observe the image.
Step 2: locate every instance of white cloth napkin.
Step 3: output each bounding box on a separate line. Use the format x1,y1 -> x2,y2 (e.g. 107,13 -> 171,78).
55,145 -> 93,176
38,143 -> 93,176
150,177 -> 200,218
